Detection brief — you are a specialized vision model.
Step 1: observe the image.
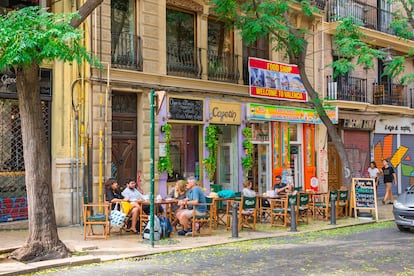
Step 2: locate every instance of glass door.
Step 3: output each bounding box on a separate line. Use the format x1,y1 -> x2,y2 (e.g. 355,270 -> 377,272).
257,144 -> 270,194
218,144 -> 232,191
290,144 -> 303,189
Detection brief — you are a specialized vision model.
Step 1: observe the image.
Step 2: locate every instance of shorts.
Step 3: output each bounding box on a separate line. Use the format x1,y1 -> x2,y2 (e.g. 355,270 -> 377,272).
177,208 -> 206,219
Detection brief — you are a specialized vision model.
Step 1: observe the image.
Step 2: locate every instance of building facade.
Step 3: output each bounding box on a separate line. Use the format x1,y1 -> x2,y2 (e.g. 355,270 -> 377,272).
1,0 -> 414,226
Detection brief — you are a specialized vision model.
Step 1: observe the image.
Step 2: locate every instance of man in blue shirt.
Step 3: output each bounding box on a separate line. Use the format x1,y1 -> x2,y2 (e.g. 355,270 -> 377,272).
176,176 -> 206,236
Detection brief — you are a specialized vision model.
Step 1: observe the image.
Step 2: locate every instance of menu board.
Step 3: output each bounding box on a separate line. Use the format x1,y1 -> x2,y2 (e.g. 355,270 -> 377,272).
351,178 -> 378,221
168,97 -> 203,122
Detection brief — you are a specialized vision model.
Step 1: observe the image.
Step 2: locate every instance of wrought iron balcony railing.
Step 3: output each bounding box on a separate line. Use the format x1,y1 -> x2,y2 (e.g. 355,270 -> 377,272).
326,75 -> 368,103
167,44 -> 202,79
310,0 -> 326,10
373,83 -> 411,107
207,49 -> 239,83
328,0 -> 398,37
111,32 -> 143,71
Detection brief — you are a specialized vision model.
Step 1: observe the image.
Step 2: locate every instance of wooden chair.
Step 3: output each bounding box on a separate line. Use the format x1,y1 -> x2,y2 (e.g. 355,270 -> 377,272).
336,190 -> 349,217
82,197 -> 111,240
270,194 -> 297,227
259,195 -> 272,223
297,193 -> 310,224
313,191 -> 338,221
191,197 -> 213,236
238,196 -> 258,231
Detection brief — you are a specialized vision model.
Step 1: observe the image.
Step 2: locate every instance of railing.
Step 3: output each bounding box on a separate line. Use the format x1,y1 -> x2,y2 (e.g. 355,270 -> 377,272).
207,49 -> 239,83
167,44 -> 202,79
310,0 -> 327,10
326,75 -> 368,103
111,33 -> 143,71
328,0 -> 397,37
373,83 -> 410,107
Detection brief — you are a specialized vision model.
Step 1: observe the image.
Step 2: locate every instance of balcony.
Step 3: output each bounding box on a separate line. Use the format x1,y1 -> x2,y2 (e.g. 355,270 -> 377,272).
328,0 -> 396,37
111,33 -> 143,71
373,83 -> 412,107
207,49 -> 240,83
326,75 -> 368,103
310,0 -> 326,10
167,44 -> 202,79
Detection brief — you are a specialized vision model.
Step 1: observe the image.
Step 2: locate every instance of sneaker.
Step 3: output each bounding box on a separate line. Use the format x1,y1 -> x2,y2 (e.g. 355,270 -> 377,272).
185,229 -> 193,236
177,229 -> 187,236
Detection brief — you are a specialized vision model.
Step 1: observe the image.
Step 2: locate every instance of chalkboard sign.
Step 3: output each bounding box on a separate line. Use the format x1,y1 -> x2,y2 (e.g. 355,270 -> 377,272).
168,97 -> 203,122
351,178 -> 378,221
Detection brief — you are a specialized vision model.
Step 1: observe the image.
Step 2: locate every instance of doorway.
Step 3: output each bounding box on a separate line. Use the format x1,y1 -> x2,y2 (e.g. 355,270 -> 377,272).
328,143 -> 342,191
290,144 -> 303,189
255,144 -> 270,194
111,93 -> 137,187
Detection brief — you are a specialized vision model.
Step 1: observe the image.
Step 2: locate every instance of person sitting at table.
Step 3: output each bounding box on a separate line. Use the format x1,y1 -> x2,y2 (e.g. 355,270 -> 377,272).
121,178 -> 143,233
273,175 -> 293,195
122,177 -> 164,216
176,176 -> 207,236
167,179 -> 187,231
242,180 -> 256,197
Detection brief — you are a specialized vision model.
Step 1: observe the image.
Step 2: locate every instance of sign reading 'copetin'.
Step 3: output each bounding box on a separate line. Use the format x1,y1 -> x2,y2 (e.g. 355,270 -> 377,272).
249,57 -> 307,102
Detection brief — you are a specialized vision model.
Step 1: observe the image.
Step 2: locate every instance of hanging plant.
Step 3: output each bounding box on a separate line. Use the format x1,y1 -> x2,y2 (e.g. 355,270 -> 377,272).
202,125 -> 222,183
241,127 -> 253,180
158,123 -> 173,176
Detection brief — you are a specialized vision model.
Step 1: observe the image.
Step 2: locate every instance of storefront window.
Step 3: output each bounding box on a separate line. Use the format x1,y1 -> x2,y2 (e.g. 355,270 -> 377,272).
168,124 -> 200,181
251,122 -> 270,142
289,123 -> 298,142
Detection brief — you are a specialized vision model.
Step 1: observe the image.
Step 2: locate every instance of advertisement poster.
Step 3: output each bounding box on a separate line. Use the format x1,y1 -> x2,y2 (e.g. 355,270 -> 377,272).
249,57 -> 307,102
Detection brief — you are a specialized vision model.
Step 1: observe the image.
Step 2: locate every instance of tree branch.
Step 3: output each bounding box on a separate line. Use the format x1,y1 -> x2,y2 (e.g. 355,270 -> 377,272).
70,0 -> 104,28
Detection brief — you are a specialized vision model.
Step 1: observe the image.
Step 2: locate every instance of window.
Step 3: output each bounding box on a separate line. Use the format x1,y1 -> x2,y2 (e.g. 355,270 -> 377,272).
208,18 -> 237,82
111,0 -> 142,70
166,8 -> 200,78
243,36 -> 269,84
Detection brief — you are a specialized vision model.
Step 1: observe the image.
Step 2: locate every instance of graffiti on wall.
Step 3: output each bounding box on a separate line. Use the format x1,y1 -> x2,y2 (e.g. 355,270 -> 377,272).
0,197 -> 28,222
373,134 -> 414,192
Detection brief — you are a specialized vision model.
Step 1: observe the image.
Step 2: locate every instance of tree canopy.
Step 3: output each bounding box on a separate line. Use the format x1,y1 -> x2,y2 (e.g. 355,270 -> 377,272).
0,6 -> 94,70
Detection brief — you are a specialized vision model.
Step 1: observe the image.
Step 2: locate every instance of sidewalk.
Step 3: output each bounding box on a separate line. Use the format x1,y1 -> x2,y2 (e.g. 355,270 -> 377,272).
0,201 -> 394,276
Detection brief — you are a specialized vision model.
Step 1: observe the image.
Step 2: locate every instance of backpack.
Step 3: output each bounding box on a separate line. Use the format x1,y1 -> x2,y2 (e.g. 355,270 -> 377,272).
159,215 -> 172,238
142,216 -> 161,241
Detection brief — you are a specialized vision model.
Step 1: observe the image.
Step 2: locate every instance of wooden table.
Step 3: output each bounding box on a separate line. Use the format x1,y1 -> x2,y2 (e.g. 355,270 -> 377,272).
137,199 -> 178,233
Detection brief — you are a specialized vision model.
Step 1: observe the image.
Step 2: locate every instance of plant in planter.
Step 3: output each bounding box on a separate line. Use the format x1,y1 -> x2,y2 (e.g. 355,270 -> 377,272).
202,125 -> 222,183
241,127 -> 253,180
158,123 -> 173,177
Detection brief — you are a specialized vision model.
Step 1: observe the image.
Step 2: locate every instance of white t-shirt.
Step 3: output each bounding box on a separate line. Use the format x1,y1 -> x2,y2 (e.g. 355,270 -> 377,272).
368,167 -> 380,179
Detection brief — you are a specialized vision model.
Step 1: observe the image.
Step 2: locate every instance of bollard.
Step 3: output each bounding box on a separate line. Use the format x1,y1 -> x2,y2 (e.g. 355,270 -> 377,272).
232,202 -> 239,238
290,198 -> 297,232
330,195 -> 336,225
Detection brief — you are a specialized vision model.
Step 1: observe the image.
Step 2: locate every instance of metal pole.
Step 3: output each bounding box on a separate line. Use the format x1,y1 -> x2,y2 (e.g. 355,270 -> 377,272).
290,198 -> 297,232
150,89 -> 155,247
232,202 -> 239,238
330,195 -> 336,225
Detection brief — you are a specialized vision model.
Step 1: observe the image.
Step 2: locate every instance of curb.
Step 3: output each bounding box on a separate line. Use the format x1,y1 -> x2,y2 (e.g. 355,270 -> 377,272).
0,218 -> 395,275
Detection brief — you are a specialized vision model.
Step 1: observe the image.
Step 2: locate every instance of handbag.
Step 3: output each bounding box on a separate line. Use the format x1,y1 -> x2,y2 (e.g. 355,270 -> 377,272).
110,203 -> 126,227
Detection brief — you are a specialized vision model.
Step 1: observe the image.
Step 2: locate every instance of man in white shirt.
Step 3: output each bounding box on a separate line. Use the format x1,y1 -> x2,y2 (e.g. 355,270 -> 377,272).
121,178 -> 143,233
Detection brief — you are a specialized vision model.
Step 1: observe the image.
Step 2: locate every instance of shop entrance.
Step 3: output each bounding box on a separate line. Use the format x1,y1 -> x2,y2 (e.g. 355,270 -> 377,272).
217,125 -> 238,191
255,144 -> 271,194
290,144 -> 303,189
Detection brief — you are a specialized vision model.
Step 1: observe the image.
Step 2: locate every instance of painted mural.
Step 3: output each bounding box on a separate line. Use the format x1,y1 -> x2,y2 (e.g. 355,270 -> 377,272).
373,134 -> 414,196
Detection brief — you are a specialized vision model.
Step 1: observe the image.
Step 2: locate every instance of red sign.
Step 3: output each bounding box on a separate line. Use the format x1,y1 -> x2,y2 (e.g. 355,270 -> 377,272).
249,57 -> 307,102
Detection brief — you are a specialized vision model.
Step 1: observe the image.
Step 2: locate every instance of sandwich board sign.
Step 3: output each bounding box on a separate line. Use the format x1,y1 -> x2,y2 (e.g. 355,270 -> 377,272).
350,178 -> 378,221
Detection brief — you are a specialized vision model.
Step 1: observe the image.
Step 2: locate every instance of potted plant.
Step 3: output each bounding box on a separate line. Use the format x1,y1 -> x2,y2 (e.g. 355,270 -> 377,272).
241,127 -> 253,180
158,123 -> 173,177
202,125 -> 222,183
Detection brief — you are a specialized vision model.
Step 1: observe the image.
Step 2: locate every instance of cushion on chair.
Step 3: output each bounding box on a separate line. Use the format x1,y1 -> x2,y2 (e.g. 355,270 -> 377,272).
87,214 -> 107,221
272,208 -> 285,213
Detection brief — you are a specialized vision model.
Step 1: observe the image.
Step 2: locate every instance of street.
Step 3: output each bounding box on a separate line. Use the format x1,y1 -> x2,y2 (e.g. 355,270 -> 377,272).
38,221 -> 413,276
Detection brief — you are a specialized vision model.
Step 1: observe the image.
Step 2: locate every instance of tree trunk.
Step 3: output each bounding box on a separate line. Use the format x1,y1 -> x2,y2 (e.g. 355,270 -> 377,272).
9,64 -> 70,262
70,0 -> 104,28
294,44 -> 352,189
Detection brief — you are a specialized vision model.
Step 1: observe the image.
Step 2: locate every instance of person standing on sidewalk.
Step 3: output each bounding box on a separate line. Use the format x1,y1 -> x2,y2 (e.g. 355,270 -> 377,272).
381,159 -> 397,204
368,161 -> 380,196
